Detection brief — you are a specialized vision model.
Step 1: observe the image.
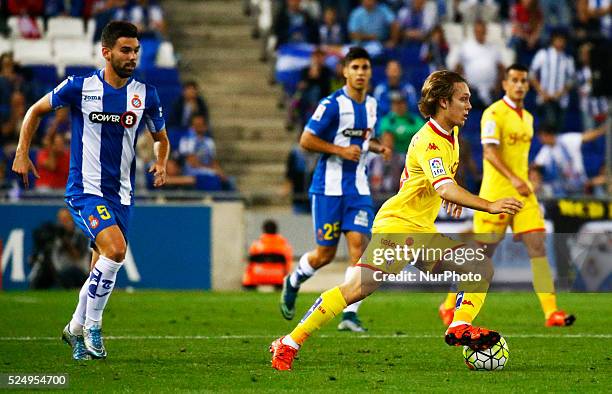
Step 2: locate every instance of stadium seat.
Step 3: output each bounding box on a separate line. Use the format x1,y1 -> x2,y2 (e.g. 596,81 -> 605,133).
6,16 -> 43,39
53,38 -> 96,76
156,41 -> 177,68
86,19 -> 96,42
13,38 -> 53,65
0,37 -> 12,54
143,67 -> 180,87
23,64 -> 58,87
64,65 -> 97,78
46,16 -> 86,39
442,22 -> 464,46
500,47 -> 516,66
93,41 -> 105,68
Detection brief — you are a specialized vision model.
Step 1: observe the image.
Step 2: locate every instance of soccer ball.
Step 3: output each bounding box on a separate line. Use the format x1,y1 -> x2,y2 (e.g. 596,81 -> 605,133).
463,337 -> 509,371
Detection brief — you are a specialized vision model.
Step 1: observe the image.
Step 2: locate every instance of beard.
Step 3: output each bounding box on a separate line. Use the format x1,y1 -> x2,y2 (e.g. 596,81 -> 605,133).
111,57 -> 136,78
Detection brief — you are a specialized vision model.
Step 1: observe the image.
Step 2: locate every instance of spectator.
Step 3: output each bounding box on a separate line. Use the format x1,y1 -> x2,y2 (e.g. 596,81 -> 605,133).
533,123 -> 607,197
178,113 -> 232,190
451,20 -> 505,108
319,0 -> 358,24
540,0 -> 571,41
129,0 -> 166,38
7,0 -> 44,15
587,0 -> 612,39
397,0 -> 438,44
35,130 -> 70,191
1,91 -> 26,149
509,0 -> 544,66
447,0 -> 499,23
348,0 -> 398,47
92,0 -> 130,42
0,52 -> 32,98
530,30 -> 575,132
379,91 -> 421,156
44,0 -> 67,17
273,0 -> 320,48
419,24 -> 449,72
15,9 -> 42,38
574,0 -> 602,44
168,80 -> 210,130
319,7 -> 347,46
373,60 -> 418,117
289,48 -> 332,129
45,106 -> 71,137
284,132 -> 315,213
243,219 -> 293,289
368,130 -> 397,194
576,42 -> 609,130
29,208 -> 90,289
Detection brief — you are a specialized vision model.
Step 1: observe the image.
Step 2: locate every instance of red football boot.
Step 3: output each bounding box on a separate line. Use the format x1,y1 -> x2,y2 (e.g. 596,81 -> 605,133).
545,310 -> 576,327
269,336 -> 298,371
445,324 -> 501,350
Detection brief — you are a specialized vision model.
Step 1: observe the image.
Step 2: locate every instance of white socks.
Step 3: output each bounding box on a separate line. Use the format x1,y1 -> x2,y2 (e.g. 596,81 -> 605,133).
289,252 -> 316,288
69,277 -> 90,335
84,256 -> 123,329
342,266 -> 362,314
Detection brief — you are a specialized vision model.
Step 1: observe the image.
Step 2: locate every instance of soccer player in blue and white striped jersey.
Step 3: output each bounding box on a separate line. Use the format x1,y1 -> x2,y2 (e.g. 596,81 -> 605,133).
12,21 -> 169,360
280,47 -> 391,332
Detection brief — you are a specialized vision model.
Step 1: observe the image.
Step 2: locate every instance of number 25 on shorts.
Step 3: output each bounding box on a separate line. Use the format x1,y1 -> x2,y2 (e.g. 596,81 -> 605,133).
323,221 -> 340,240
96,205 -> 111,220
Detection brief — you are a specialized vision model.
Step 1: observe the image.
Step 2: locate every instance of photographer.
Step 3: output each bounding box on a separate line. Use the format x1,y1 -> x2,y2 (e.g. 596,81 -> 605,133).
29,208 -> 91,289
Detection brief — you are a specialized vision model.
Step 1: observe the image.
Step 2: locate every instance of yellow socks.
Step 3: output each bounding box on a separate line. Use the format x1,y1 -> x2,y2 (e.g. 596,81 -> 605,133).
289,286 -> 347,345
452,292 -> 486,325
530,256 -> 558,318
443,292 -> 456,310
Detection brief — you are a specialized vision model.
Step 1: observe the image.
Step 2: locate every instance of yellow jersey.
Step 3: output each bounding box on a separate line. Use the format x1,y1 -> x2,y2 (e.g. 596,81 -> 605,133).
374,118 -> 459,232
480,96 -> 534,198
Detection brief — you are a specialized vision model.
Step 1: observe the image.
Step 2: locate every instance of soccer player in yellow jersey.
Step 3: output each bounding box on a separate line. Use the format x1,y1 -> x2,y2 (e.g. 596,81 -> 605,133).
270,70 -> 524,371
439,64 -> 576,327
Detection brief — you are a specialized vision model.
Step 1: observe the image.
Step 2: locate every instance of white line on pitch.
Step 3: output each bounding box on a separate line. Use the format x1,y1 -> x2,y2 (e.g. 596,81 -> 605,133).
0,333 -> 611,341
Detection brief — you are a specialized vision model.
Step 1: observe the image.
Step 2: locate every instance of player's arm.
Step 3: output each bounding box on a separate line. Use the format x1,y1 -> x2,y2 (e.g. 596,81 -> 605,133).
300,132 -> 361,161
437,182 -> 523,215
482,143 -> 531,196
582,122 -> 607,142
149,129 -> 169,187
367,138 -> 392,161
12,93 -> 54,187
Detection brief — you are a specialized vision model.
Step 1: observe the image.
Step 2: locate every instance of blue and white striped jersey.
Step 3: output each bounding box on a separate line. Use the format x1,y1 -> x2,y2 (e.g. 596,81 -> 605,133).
529,47 -> 575,108
305,87 -> 377,196
50,69 -> 165,206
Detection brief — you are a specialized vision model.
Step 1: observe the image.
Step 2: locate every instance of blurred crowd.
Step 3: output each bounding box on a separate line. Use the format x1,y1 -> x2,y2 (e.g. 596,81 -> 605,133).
251,0 -> 611,208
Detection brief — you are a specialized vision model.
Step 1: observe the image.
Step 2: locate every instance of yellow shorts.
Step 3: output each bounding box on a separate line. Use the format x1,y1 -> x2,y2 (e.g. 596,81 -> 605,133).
358,217 -> 465,274
473,193 -> 545,242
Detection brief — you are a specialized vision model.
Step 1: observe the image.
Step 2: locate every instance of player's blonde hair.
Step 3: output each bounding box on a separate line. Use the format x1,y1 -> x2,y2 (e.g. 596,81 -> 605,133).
418,70 -> 467,118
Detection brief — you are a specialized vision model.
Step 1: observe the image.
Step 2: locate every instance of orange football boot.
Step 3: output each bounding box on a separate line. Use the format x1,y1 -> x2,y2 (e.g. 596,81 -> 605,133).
545,310 -> 576,327
445,324 -> 501,350
270,336 -> 298,371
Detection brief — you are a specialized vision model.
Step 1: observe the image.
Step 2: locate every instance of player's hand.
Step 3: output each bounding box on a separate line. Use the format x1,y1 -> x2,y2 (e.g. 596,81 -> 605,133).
148,162 -> 167,187
488,198 -> 523,215
339,145 -> 361,162
12,152 -> 39,188
510,176 -> 531,196
379,146 -> 392,161
442,199 -> 463,219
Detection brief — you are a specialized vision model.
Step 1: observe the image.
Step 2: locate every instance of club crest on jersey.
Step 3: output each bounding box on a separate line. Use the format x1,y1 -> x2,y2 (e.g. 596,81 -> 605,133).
88,215 -> 99,229
342,128 -> 371,138
89,111 -> 137,128
428,157 -> 446,177
131,94 -> 142,108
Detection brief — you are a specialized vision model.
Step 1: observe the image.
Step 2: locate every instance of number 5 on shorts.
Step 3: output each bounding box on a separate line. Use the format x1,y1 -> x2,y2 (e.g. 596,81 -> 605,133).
97,205 -> 111,220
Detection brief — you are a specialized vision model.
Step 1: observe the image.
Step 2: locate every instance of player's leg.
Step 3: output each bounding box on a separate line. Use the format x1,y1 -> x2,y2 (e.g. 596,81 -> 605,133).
271,265 -> 381,370
281,194 -> 342,320
514,195 -> 575,326
337,230 -> 369,332
521,231 -> 575,326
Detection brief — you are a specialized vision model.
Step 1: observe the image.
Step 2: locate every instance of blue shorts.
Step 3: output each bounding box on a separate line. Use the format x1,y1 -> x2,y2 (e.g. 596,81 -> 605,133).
310,193 -> 373,246
65,194 -> 132,246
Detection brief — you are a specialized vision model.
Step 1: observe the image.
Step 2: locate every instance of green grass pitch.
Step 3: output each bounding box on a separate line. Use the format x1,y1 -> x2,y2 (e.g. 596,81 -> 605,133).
1,291 -> 610,392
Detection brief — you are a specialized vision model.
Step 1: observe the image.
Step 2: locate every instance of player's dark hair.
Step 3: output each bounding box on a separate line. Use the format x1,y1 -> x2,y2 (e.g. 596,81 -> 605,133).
418,70 -> 467,118
537,123 -> 556,134
263,220 -> 278,234
101,21 -> 138,48
343,46 -> 371,67
505,63 -> 529,79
